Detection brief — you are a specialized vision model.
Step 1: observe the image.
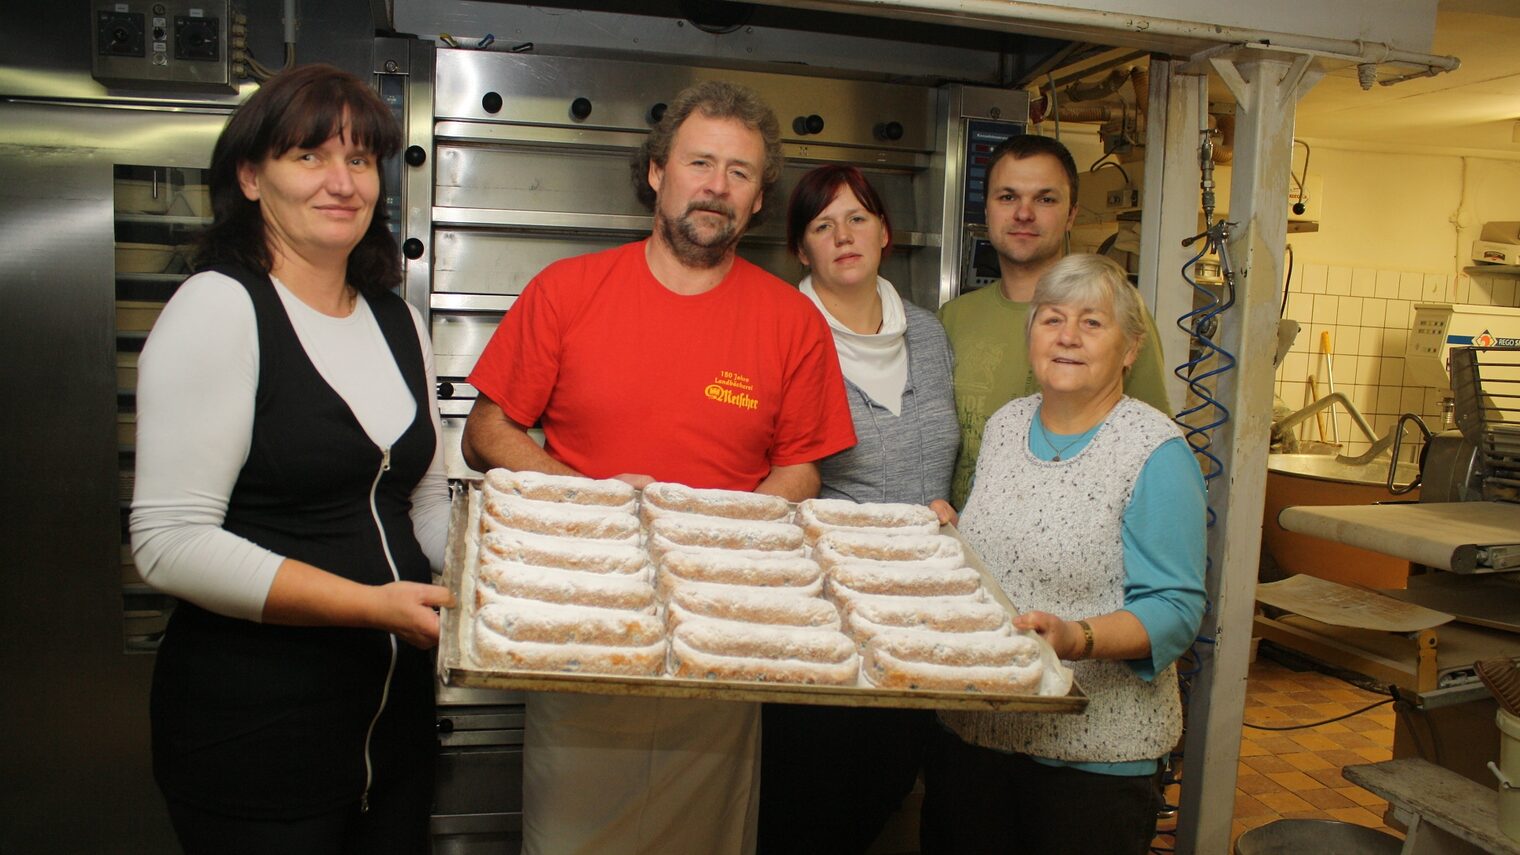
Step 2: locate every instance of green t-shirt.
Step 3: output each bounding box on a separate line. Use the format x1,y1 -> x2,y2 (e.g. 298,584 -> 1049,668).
938,281 -> 1173,508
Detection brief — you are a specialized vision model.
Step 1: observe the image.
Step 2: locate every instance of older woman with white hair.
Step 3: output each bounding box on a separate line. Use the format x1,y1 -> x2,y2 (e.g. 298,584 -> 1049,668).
920,253 -> 1207,855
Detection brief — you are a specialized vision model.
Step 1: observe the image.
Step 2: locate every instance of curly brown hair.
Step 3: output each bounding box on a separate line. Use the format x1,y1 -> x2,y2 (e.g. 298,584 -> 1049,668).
630,80 -> 783,222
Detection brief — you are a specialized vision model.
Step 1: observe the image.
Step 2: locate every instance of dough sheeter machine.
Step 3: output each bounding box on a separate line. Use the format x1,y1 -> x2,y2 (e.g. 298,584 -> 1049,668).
1255,346 -> 1520,786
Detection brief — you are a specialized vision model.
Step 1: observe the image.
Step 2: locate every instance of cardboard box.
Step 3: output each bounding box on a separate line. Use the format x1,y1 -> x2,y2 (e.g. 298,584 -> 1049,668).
1480,221 -> 1520,243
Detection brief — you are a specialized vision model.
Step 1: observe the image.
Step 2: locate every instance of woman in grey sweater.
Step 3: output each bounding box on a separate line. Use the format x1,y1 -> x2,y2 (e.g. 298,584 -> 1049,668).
757,165 -> 959,855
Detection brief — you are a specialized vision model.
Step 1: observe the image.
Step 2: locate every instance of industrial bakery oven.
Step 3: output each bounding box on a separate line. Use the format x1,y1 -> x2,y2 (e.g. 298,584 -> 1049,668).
394,43 -> 1028,481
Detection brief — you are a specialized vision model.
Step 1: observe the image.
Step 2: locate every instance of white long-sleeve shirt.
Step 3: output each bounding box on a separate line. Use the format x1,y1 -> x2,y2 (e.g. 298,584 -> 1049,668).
130,271 -> 450,621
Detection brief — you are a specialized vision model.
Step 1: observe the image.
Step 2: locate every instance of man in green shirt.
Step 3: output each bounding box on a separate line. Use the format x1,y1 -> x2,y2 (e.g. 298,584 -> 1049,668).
940,134 -> 1172,508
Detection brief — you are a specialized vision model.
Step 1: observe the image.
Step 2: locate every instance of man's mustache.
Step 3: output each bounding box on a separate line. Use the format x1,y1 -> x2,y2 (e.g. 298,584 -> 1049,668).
684,201 -> 735,219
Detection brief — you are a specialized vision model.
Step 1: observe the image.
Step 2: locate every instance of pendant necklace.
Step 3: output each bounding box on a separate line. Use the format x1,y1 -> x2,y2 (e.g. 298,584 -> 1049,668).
1039,420 -> 1085,461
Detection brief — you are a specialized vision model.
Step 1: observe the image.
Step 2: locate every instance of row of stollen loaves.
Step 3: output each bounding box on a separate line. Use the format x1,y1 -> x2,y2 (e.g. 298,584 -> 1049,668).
464,470 -> 1043,693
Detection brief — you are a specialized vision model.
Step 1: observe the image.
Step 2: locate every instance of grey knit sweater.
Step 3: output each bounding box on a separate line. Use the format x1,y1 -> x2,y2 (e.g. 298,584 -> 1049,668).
816,303 -> 959,505
942,395 -> 1184,763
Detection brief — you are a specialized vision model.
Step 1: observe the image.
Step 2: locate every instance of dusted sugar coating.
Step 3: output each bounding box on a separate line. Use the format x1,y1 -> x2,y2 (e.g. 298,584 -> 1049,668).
648,534 -> 804,563
844,598 -> 1012,643
671,638 -> 861,685
480,529 -> 650,575
813,530 -> 964,568
675,619 -> 855,663
657,568 -> 823,602
863,630 -> 1042,693
659,549 -> 822,589
664,581 -> 841,630
826,580 -> 987,612
670,619 -> 860,685
481,490 -> 642,542
484,468 -> 637,509
647,515 -> 804,559
640,482 -> 792,523
474,629 -> 666,677
797,498 -> 940,545
477,598 -> 664,647
826,561 -> 983,598
477,558 -> 656,613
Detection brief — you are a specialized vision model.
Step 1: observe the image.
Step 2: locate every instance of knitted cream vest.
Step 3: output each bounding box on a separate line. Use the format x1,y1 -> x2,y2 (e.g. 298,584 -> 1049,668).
943,394 -> 1184,763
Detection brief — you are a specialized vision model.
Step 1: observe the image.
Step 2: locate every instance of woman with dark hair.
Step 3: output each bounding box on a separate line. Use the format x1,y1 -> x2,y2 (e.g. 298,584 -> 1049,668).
757,165 -> 959,854
130,63 -> 453,853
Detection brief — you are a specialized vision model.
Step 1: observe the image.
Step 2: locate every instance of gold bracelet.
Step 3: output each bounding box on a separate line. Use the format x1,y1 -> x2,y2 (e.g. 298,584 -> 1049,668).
1076,619 -> 1094,660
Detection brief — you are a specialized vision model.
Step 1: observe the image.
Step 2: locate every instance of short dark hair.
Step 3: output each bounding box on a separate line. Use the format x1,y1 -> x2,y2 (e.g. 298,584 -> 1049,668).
193,63 -> 403,297
985,134 -> 1079,205
631,80 -> 784,220
785,165 -> 893,258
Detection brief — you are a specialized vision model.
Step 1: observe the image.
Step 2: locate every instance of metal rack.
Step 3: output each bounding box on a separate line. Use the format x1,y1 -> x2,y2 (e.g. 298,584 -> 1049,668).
1451,346 -> 1520,503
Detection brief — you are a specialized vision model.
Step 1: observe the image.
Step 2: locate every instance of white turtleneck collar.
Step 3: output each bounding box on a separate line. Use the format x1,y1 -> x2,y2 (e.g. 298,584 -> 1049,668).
800,274 -> 909,415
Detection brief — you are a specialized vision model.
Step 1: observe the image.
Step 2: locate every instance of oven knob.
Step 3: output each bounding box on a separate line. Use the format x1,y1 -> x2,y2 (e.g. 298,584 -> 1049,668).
402,238 -> 425,260
874,121 -> 904,141
437,381 -> 455,399
404,145 -> 427,167
436,717 -> 455,735
570,97 -> 593,121
482,91 -> 503,114
792,114 -> 824,136
648,102 -> 667,124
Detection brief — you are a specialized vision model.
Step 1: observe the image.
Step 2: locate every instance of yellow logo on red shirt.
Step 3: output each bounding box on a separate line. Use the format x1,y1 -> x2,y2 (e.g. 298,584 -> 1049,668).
705,370 -> 760,411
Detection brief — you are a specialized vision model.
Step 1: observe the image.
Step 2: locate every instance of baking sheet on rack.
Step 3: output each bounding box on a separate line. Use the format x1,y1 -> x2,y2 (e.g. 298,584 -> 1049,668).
437,486 -> 1085,713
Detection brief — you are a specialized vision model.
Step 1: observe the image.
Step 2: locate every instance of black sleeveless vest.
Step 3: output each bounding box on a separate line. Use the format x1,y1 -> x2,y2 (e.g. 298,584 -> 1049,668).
150,264 -> 437,817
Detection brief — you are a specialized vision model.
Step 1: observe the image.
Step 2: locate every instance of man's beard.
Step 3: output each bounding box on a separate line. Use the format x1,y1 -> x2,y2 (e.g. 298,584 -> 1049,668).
657,199 -> 745,269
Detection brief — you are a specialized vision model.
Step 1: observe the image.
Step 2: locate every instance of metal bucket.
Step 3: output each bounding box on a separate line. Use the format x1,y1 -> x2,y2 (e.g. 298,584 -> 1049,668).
1234,819 -> 1401,854
1499,709 -> 1520,843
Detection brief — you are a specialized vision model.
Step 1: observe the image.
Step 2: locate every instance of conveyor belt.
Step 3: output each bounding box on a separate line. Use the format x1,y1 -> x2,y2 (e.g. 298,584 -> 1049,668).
1277,501 -> 1520,573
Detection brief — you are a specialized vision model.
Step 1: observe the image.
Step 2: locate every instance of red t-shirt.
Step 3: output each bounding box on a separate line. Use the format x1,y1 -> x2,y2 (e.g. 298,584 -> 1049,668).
468,241 -> 856,490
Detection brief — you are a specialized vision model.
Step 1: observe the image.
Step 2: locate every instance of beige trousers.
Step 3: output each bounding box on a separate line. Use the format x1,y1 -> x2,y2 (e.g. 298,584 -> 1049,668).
522,692 -> 760,855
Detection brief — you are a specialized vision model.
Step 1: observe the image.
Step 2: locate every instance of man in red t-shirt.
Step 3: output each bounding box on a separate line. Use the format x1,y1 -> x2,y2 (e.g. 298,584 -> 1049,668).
461,81 -> 855,855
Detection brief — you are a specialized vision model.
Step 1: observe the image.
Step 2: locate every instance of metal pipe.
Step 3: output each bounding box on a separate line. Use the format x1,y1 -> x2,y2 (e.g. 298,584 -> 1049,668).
750,0 -> 1460,77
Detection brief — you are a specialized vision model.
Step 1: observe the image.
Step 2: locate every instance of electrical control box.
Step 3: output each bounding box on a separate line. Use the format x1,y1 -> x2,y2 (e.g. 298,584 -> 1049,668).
92,0 -> 234,93
1406,302 -> 1520,388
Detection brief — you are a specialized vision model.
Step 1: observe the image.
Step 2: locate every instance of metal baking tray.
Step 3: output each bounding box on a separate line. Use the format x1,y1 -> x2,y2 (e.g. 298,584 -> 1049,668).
437,485 -> 1086,713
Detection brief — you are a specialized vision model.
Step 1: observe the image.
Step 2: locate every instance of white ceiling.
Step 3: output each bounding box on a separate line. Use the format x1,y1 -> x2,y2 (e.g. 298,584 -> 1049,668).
1293,1 -> 1520,155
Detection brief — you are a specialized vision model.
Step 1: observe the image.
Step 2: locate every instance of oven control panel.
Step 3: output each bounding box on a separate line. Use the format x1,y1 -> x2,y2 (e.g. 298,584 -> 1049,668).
92,0 -> 234,92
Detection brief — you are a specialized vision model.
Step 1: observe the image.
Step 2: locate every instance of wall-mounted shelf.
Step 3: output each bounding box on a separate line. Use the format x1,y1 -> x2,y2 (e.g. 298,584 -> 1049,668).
1464,265 -> 1520,279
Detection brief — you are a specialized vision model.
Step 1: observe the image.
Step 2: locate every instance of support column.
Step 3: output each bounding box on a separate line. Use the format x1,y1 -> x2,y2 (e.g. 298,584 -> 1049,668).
1174,51 -> 1322,855
1136,58 -> 1207,413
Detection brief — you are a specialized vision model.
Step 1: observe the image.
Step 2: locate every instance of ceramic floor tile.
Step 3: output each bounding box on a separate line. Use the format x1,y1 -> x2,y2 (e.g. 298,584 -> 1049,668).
1280,810 -> 1335,822
1222,657 -> 1402,847
1299,787 -> 1358,810
1342,716 -> 1387,733
1235,773 -> 1283,796
1327,806 -> 1387,827
1319,748 -> 1372,767
1276,704 -> 1324,720
1288,731 -> 1342,752
1353,745 -> 1392,762
1306,766 -> 1352,788
1237,739 -> 1270,757
1326,730 -> 1379,748
1242,754 -> 1296,774
1285,691 -> 1334,705
1264,770 -> 1319,792
1335,786 -> 1386,808
1255,790 -> 1317,814
1234,791 -> 1276,818
1282,751 -> 1335,772
1254,734 -> 1305,754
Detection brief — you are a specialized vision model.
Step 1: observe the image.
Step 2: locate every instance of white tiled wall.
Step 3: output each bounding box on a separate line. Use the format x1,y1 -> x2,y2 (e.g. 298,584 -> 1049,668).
1274,263 -> 1520,458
